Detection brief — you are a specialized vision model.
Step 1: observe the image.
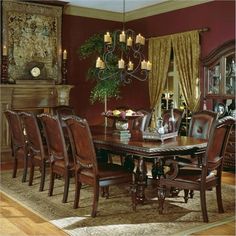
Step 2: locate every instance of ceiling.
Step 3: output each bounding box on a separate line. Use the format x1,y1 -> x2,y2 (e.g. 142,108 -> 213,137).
65,0 -> 169,13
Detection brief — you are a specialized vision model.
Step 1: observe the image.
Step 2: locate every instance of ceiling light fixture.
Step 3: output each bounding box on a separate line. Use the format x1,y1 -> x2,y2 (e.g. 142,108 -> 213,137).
95,0 -> 152,84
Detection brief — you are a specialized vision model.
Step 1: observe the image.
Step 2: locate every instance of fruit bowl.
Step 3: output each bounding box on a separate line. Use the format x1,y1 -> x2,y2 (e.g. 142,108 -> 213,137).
102,109 -> 144,121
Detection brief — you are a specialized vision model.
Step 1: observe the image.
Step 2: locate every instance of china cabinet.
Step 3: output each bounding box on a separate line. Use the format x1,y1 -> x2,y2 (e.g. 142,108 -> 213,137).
203,40 -> 235,110
203,40 -> 235,170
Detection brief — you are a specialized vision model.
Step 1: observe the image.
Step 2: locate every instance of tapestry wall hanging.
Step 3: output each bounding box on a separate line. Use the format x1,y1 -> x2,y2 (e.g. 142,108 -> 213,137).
2,0 -> 62,83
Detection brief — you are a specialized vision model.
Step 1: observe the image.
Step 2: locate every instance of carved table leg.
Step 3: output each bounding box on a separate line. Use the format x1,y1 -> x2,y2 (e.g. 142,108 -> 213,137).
135,157 -> 147,204
157,186 -> 166,214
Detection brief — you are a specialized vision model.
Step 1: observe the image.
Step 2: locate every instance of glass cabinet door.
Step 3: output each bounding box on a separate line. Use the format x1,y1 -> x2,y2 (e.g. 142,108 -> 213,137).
224,54 -> 236,95
207,62 -> 221,95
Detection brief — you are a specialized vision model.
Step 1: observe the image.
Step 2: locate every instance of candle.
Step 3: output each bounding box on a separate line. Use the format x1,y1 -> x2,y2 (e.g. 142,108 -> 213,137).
96,57 -> 102,68
127,36 -> 133,46
63,49 -> 67,59
141,60 -> 147,70
135,34 -> 142,44
100,61 -> 105,69
118,59 -> 124,69
104,32 -> 111,43
3,45 -> 7,56
119,31 -> 126,43
147,61 -> 152,70
128,61 -> 134,71
140,36 -> 145,45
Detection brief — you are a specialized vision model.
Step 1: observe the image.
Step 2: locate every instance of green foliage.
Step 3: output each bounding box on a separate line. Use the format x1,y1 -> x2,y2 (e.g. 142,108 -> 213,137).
79,33 -> 123,104
79,33 -> 104,59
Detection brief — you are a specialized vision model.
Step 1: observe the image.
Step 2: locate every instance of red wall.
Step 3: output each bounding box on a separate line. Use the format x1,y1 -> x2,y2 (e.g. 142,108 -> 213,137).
62,0 -> 235,124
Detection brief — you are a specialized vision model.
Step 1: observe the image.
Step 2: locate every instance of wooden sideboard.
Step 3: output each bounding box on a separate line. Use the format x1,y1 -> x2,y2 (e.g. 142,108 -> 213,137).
0,82 -> 74,162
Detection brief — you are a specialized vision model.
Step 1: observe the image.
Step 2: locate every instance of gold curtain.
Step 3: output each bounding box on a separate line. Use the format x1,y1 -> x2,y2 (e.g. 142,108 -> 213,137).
171,30 -> 200,112
148,36 -> 171,128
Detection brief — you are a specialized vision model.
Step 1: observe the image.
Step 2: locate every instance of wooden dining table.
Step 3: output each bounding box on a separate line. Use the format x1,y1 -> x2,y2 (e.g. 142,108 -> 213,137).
90,125 -> 208,204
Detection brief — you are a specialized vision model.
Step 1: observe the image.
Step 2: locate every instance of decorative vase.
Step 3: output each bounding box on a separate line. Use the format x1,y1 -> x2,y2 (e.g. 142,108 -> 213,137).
115,120 -> 129,130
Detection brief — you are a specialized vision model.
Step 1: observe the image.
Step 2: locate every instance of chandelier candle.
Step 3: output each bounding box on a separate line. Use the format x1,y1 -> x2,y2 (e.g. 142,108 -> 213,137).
96,0 -> 151,84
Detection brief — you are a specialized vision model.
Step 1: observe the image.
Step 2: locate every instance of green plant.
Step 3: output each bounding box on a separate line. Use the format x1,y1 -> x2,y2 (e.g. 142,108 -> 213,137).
79,33 -> 123,103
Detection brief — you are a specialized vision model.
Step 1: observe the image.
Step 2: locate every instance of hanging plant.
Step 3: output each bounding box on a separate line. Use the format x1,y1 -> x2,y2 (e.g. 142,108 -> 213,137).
78,33 -> 123,104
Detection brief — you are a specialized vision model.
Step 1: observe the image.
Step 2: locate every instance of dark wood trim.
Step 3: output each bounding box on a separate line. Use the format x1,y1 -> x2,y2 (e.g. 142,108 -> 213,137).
202,40 -> 235,66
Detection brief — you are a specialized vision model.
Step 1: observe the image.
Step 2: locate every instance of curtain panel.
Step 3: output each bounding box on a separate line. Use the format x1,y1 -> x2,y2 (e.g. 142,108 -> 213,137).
171,30 -> 200,112
148,36 -> 171,128
148,30 -> 200,128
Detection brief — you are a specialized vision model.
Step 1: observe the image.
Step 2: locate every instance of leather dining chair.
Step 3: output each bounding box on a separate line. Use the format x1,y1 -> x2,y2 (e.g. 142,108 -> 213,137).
63,115 -> 134,217
20,112 -> 49,191
173,110 -> 218,200
4,110 -> 28,182
53,105 -> 75,152
157,116 -> 235,222
162,108 -> 185,134
37,113 -> 74,203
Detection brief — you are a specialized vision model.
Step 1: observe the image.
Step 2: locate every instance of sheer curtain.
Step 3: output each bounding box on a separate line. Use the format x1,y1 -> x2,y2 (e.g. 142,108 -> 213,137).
148,36 -> 171,128
171,30 -> 200,112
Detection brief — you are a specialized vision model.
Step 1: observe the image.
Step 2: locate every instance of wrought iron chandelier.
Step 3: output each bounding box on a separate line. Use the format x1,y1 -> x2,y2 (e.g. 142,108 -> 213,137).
95,0 -> 152,84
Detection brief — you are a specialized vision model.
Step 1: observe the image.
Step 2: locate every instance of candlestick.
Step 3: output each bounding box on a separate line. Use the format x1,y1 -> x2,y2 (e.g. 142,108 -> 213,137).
61,58 -> 67,84
63,49 -> 67,60
1,55 -> 9,83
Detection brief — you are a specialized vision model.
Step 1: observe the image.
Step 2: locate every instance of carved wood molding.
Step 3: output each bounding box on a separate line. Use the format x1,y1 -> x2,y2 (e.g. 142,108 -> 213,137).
202,40 -> 235,66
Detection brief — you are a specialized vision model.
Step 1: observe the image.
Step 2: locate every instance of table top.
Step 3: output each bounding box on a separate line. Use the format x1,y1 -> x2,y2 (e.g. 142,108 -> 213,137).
91,126 -> 207,159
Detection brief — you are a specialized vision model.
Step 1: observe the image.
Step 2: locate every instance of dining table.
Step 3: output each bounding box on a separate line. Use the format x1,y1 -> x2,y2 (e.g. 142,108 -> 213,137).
90,125 -> 208,204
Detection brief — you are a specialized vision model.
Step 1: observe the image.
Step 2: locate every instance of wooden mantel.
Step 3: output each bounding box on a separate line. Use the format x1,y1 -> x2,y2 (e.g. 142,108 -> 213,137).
0,82 -> 74,162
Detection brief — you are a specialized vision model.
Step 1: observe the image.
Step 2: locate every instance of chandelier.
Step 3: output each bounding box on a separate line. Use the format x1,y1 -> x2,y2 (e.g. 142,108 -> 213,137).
95,0 -> 152,84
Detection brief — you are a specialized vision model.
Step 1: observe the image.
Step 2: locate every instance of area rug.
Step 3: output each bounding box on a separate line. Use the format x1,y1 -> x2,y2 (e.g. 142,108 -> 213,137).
0,169 -> 235,236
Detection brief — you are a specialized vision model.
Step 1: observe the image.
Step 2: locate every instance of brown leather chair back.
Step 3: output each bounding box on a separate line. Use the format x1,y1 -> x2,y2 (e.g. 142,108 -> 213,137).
63,115 -> 98,173
132,109 -> 151,131
162,109 -> 185,133
20,112 -> 46,161
5,110 -> 25,149
53,105 -> 75,127
38,113 -> 70,167
206,116 -> 235,171
188,110 -> 218,139
4,110 -> 28,181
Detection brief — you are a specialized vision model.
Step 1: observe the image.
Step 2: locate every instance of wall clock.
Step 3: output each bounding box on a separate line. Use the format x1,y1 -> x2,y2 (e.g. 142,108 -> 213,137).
25,61 -> 46,80
30,66 -> 41,78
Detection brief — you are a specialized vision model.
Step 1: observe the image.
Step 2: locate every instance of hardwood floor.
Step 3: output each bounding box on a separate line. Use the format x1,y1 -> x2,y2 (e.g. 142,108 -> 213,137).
0,161 -> 235,236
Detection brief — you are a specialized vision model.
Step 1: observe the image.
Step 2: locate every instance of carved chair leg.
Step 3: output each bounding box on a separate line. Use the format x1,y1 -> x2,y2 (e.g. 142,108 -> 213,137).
91,181 -> 99,217
157,186 -> 166,214
101,186 -> 109,198
200,189 -> 208,223
62,172 -> 70,203
74,178 -> 81,209
22,154 -> 28,183
184,189 -> 189,203
216,183 -> 224,213
29,160 -> 34,186
12,154 -> 18,178
48,171 -> 55,197
39,163 -> 46,192
189,190 -> 194,198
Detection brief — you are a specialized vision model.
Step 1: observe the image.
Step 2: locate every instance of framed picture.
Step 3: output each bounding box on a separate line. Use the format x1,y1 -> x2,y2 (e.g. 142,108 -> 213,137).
2,0 -> 62,83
